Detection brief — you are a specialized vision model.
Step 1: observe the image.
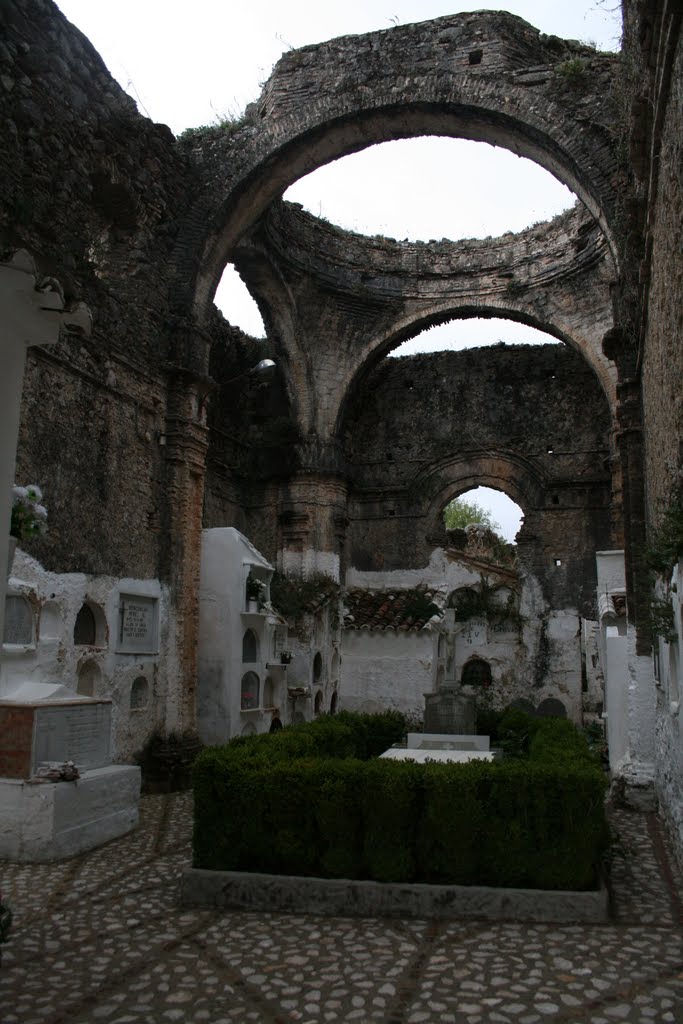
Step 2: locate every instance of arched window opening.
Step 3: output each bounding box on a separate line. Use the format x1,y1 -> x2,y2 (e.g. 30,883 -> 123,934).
242,628 -> 258,663
241,671 -> 260,710
313,651 -> 323,682
461,658 -> 492,689
330,690 -> 338,715
443,487 -> 523,546
214,263 -> 266,338
314,689 -> 323,716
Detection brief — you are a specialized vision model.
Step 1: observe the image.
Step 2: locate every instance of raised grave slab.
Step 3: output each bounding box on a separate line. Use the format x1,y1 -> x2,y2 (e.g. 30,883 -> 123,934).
407,732 -> 490,751
0,698 -> 111,778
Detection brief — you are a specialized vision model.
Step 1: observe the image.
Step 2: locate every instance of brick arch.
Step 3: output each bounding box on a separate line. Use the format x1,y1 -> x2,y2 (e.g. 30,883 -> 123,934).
179,11 -> 619,319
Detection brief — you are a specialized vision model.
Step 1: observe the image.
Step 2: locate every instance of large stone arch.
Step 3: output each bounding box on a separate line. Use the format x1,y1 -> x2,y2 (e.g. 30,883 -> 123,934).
417,452 -> 549,539
176,12 -> 619,317
231,200 -> 617,441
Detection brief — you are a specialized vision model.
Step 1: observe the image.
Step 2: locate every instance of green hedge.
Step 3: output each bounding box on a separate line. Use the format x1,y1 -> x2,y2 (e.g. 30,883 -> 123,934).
193,712 -> 608,890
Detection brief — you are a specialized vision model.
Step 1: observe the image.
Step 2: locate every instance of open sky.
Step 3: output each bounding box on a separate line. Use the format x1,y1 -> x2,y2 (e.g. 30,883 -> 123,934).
56,0 -> 622,539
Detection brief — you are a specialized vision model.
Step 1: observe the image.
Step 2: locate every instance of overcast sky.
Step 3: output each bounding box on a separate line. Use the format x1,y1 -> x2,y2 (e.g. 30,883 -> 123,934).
56,0 -> 622,538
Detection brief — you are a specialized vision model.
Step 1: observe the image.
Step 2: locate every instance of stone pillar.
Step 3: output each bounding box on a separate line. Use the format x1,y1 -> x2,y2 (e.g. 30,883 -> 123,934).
160,342 -> 212,736
615,377 -> 650,650
0,251 -> 89,683
278,439 -> 349,582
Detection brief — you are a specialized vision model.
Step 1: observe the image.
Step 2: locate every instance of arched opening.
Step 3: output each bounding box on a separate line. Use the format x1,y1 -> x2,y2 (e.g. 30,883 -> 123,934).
74,601 -> 107,647
330,690 -> 338,715
313,651 -> 323,683
314,689 -> 323,716
443,487 -> 524,546
214,263 -> 266,337
285,138 -> 575,244
242,628 -> 258,663
77,659 -> 101,697
130,676 -> 149,710
3,595 -> 34,647
461,658 -> 492,689
73,603 -> 96,645
537,697 -> 567,718
39,601 -> 61,641
240,671 -> 260,710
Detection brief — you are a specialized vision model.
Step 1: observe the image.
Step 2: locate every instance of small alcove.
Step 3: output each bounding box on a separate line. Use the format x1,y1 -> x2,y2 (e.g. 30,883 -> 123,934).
74,600 -> 107,647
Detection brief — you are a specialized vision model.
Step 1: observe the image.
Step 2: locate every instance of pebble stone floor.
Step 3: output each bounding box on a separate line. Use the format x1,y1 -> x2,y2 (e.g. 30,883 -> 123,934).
2,793 -> 683,1024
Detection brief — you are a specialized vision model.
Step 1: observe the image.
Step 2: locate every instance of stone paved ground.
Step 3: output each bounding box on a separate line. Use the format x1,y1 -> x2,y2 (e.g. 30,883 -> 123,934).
1,794 -> 683,1024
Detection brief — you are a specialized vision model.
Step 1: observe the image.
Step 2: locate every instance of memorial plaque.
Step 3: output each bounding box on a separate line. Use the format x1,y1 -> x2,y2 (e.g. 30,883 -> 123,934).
462,619 -> 487,647
117,594 -> 158,654
33,702 -> 111,771
3,595 -> 34,646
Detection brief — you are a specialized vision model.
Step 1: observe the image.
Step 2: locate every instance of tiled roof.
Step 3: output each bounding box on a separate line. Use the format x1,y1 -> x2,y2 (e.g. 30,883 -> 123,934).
343,586 -> 443,632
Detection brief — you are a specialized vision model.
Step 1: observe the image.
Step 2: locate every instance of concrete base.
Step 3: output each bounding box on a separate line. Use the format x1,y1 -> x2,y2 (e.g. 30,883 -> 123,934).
181,867 -> 608,923
0,764 -> 141,861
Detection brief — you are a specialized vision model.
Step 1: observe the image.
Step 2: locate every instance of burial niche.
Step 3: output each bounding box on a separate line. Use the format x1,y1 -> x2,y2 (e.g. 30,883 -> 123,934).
241,671 -> 260,710
242,628 -> 258,663
461,658 -> 492,689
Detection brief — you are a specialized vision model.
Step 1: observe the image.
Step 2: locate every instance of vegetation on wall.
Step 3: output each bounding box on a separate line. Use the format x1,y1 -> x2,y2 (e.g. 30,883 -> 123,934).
450,575 -> 524,631
443,497 -> 501,533
646,488 -> 683,579
270,571 -> 340,629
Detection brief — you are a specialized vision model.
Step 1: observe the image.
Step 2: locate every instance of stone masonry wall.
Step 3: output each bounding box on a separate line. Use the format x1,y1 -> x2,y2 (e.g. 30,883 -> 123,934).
0,0 -> 193,578
343,343 -> 613,613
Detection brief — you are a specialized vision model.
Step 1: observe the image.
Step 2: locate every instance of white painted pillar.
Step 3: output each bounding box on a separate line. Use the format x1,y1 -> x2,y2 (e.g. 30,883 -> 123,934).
0,251 -> 90,684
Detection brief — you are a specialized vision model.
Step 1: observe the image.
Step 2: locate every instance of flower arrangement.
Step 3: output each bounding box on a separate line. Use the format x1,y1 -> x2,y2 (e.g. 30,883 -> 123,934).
11,484 -> 47,542
245,572 -> 266,605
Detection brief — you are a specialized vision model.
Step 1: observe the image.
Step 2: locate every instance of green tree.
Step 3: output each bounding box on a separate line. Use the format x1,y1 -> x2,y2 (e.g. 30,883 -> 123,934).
443,497 -> 501,533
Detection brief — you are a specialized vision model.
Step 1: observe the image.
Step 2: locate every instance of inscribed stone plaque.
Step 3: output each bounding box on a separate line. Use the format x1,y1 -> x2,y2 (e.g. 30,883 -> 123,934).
3,595 -> 33,646
117,594 -> 158,654
33,702 -> 111,771
462,619 -> 487,647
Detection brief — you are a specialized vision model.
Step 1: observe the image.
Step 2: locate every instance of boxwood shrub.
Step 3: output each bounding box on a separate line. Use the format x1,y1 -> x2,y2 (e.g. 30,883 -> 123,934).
192,711 -> 608,890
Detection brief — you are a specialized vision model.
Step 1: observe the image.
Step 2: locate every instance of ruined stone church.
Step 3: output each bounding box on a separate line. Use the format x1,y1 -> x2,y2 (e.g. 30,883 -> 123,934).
1,1 -> 682,860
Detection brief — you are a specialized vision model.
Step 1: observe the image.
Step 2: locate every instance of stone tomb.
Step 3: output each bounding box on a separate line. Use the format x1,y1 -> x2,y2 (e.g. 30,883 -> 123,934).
0,693 -> 140,861
0,697 -> 111,778
380,732 -> 498,765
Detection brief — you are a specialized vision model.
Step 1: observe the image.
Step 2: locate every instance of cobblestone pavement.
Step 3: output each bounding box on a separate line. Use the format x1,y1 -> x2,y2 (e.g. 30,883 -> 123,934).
2,794 -> 683,1024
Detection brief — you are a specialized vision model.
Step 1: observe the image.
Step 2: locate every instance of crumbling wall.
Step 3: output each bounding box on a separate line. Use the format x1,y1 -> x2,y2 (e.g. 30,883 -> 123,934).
620,0 -> 683,856
343,343 -> 612,613
0,0 -> 192,577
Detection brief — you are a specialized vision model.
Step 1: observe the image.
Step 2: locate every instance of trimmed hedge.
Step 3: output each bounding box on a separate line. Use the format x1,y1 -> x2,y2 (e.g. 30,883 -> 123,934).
193,712 -> 608,890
